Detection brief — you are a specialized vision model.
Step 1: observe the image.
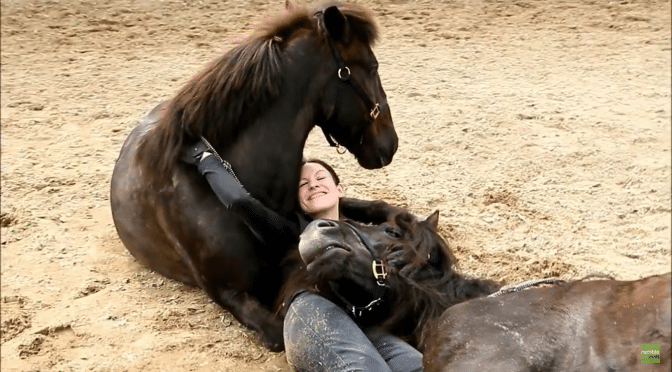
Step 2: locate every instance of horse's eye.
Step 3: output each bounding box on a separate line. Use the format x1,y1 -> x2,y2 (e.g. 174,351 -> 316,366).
384,226 -> 401,238
370,63 -> 379,75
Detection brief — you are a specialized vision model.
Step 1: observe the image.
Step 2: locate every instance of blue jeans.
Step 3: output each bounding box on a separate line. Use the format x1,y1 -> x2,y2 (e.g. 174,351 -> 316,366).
284,291 -> 423,372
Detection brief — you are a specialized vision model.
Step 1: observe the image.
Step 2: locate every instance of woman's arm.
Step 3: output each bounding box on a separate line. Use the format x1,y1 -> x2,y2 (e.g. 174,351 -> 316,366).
339,197 -> 406,225
182,140 -> 301,244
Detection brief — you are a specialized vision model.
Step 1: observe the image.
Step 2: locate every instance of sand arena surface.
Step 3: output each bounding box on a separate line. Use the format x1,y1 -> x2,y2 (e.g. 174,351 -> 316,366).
1,0 -> 670,370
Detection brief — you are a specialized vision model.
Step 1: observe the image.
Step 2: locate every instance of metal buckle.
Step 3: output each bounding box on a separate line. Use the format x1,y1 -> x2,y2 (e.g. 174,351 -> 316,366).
372,260 -> 387,286
370,103 -> 381,119
338,67 -> 351,81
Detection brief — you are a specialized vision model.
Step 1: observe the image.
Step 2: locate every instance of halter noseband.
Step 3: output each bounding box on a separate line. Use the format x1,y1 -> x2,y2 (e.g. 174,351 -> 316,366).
314,10 -> 387,150
328,221 -> 388,319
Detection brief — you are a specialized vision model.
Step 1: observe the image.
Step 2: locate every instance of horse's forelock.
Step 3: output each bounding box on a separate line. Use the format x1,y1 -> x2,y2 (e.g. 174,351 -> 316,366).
259,2 -> 378,46
377,214 -> 467,347
341,6 -> 379,46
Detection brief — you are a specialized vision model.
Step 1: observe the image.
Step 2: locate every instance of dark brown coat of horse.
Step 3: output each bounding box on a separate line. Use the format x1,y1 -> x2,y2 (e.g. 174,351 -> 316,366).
423,273 -> 671,372
290,200 -> 671,371
110,2 -> 397,351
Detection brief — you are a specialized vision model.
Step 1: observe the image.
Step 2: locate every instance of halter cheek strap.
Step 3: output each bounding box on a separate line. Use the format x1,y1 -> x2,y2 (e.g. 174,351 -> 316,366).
328,221 -> 388,319
314,10 -> 387,150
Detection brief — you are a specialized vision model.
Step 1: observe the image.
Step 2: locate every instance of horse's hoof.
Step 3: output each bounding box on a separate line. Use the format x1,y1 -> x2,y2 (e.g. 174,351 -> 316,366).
260,324 -> 285,352
263,336 -> 285,352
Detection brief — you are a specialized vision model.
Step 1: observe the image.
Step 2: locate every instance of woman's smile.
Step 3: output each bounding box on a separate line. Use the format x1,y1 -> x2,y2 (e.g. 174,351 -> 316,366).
308,191 -> 327,200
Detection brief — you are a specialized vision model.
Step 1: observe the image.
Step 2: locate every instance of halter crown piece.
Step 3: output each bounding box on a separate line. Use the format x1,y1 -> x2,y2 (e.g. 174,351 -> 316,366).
314,10 -> 387,152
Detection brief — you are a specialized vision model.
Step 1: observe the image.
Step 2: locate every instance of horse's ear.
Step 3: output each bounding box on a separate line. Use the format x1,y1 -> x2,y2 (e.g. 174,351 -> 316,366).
425,210 -> 440,230
323,5 -> 350,42
285,0 -> 297,11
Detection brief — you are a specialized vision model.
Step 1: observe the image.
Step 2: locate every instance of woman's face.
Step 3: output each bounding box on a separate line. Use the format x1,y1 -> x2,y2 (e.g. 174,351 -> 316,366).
299,162 -> 343,219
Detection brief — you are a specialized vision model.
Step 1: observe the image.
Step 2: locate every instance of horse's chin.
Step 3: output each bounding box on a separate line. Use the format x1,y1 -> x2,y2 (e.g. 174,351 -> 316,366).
352,140 -> 396,169
355,153 -> 389,169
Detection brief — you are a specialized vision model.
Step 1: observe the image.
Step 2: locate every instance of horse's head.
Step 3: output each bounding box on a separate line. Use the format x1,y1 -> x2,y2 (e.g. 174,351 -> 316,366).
297,218 -> 392,320
296,211 -> 455,322
307,3 -> 397,169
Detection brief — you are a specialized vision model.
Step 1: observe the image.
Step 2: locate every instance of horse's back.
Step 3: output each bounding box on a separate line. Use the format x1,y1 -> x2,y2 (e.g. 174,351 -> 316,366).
424,273 -> 671,372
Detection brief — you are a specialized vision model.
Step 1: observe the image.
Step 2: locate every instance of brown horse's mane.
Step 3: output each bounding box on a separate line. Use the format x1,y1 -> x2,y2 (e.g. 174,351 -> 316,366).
135,1 -> 378,179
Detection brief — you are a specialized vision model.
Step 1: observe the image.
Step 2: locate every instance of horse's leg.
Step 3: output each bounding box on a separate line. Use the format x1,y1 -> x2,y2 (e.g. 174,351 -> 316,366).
213,288 -> 284,351
155,213 -> 284,351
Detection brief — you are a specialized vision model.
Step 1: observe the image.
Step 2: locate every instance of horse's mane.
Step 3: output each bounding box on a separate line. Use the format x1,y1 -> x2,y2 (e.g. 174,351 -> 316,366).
379,214 -> 502,349
135,1 -> 378,179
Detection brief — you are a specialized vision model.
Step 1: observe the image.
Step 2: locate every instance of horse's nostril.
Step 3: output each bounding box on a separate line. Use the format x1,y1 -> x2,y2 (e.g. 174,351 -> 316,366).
316,219 -> 337,228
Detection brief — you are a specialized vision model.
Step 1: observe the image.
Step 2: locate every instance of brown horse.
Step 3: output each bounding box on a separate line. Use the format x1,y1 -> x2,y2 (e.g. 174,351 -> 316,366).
110,2 -> 397,351
423,273 -> 671,372
289,201 -> 671,371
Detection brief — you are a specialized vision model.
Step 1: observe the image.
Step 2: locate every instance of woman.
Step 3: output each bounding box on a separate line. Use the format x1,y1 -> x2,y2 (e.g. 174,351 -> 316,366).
185,145 -> 421,371
297,159 -> 343,220
284,159 -> 422,372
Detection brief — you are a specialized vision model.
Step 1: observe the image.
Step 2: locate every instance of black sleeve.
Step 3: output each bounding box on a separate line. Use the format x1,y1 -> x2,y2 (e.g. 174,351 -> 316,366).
184,143 -> 301,244
230,198 -> 301,244
197,154 -> 250,208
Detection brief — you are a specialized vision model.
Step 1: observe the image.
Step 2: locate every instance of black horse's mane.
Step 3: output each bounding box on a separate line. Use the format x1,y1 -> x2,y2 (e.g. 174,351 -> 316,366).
372,212 -> 502,349
135,1 -> 378,179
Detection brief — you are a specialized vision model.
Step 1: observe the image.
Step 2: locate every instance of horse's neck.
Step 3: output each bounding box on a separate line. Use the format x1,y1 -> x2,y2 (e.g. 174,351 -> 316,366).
445,274 -> 501,308
212,37 -> 327,213
217,106 -> 315,214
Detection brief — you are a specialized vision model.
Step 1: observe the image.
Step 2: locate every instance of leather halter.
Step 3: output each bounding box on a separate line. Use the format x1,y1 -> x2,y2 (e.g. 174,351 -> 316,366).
314,11 -> 387,150
328,220 -> 389,319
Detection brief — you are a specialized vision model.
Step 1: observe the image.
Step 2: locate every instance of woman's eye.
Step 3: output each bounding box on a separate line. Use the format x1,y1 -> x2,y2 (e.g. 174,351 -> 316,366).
317,176 -> 326,181
299,182 -> 307,188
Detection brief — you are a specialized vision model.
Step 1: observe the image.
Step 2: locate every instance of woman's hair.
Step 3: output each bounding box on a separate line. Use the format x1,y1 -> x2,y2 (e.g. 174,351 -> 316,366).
301,158 -> 341,185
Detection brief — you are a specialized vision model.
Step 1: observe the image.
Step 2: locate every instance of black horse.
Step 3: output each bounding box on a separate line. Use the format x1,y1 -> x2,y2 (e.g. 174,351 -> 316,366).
289,202 -> 671,371
277,199 -> 501,347
110,2 -> 397,351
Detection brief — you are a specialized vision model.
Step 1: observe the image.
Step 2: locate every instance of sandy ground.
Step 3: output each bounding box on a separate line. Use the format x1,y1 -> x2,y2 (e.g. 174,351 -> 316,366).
1,0 -> 670,371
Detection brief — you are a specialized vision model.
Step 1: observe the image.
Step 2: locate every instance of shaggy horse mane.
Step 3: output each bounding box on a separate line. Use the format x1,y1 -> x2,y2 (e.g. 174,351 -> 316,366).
379,213 -> 501,348
134,1 -> 378,179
